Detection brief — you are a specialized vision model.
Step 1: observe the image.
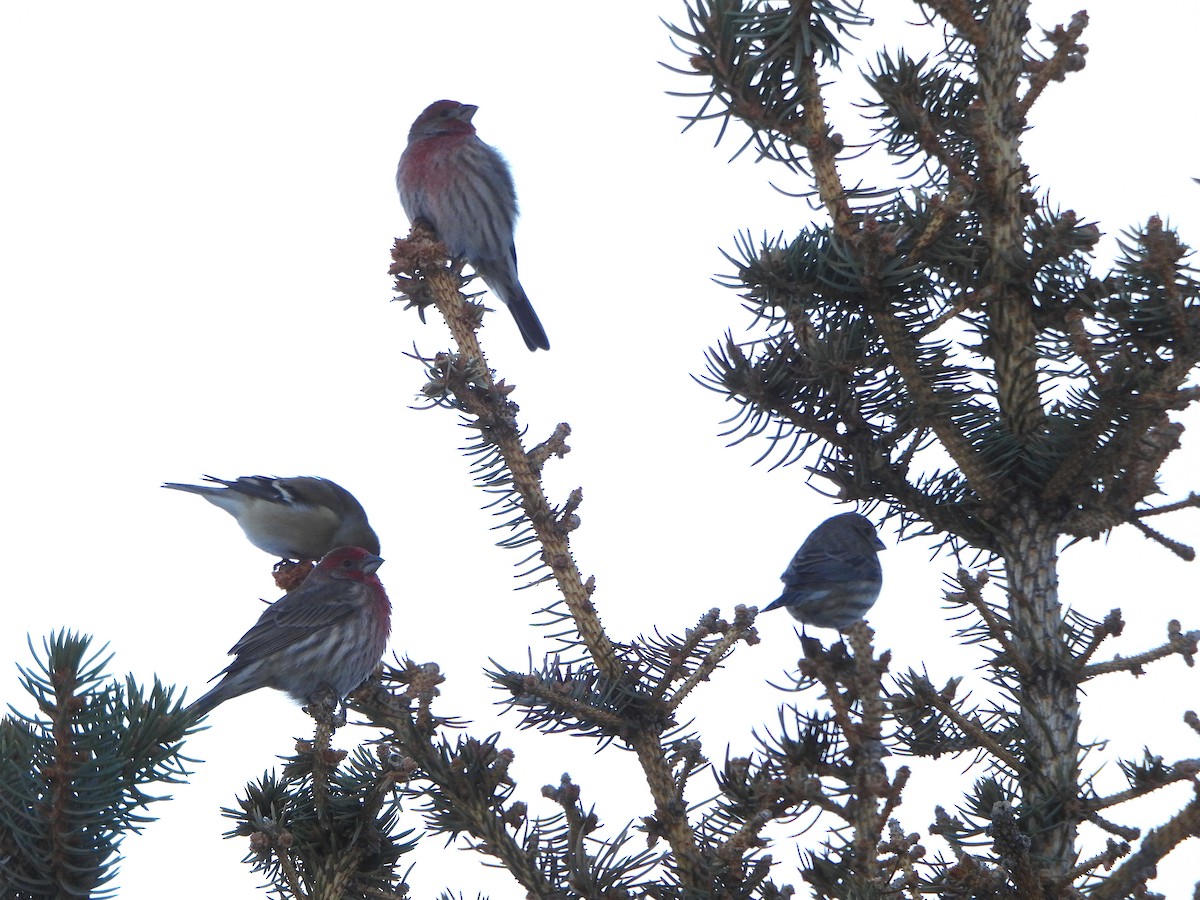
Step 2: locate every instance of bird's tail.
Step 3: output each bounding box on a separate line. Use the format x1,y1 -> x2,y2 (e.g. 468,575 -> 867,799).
509,288 -> 550,351
185,686 -> 223,720
161,481 -> 222,498
478,261 -> 550,351
507,287 -> 550,351
185,672 -> 253,719
761,594 -> 790,612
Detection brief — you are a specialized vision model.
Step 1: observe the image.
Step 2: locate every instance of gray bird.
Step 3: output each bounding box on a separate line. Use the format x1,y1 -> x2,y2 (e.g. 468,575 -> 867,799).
762,512 -> 885,630
163,475 -> 380,560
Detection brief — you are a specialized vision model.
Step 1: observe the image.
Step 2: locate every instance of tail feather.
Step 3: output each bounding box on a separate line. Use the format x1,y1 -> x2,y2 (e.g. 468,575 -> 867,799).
185,670 -> 254,719
476,260 -> 550,351
506,288 -> 550,351
762,594 -> 790,612
186,686 -> 225,719
161,482 -> 220,497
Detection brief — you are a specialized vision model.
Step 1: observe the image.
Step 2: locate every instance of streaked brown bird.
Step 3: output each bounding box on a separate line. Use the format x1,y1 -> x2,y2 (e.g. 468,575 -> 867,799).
188,546 -> 390,717
162,475 -> 380,560
762,512 -> 885,630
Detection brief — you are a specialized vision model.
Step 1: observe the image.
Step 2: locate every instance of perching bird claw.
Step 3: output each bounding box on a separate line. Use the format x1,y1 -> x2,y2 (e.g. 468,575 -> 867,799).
304,684 -> 345,728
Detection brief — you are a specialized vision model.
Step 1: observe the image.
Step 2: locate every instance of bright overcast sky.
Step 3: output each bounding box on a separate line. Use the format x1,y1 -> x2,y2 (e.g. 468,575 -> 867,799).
2,3 -> 1198,898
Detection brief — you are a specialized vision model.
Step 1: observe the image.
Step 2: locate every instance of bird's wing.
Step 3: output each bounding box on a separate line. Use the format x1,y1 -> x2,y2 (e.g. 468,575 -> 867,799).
224,580 -> 367,661
198,475 -> 285,502
272,477 -> 355,511
782,545 -> 879,585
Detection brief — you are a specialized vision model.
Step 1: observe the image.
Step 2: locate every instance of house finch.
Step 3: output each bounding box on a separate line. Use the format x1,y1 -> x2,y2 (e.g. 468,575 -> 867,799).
188,546 -> 390,717
397,99 -> 550,351
162,475 -> 380,560
762,513 -> 885,630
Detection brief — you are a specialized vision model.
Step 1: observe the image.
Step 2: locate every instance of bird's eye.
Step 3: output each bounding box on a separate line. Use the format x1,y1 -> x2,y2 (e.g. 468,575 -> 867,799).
342,558 -> 354,568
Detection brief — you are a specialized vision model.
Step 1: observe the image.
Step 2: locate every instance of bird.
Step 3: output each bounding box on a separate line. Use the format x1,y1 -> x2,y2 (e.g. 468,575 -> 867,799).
188,546 -> 391,717
397,99 -> 550,351
761,512 -> 885,630
162,475 -> 380,560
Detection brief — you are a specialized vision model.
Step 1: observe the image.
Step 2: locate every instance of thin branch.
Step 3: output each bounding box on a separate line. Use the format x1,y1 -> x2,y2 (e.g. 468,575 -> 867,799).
908,674 -> 1026,773
507,673 -> 632,735
664,607 -> 759,712
1018,11 -> 1089,120
951,568 -> 1032,678
1065,838 -> 1130,882
1088,797 -> 1200,900
307,687 -> 343,837
1081,621 -> 1199,680
797,58 -> 853,236
1135,492 -> 1200,518
1089,759 -> 1200,813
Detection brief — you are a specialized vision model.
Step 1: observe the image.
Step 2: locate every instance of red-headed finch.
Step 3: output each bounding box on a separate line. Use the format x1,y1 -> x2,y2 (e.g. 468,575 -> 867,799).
162,475 -> 380,560
188,546 -> 390,717
397,99 -> 550,351
762,513 -> 885,630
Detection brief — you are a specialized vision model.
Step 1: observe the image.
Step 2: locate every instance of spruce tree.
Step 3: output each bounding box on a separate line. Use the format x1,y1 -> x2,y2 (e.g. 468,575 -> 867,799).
4,3 -> 1197,898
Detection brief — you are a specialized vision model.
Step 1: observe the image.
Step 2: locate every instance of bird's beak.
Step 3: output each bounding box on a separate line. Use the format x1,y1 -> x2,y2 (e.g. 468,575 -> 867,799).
875,537 -> 886,550
363,553 -> 384,574
458,104 -> 479,123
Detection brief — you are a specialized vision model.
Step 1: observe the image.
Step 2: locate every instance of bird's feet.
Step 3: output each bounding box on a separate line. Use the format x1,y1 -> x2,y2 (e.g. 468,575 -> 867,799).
303,683 -> 347,730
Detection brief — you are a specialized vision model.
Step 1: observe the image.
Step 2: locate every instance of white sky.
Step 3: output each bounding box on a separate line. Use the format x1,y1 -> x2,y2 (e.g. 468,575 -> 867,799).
1,2 -> 1197,898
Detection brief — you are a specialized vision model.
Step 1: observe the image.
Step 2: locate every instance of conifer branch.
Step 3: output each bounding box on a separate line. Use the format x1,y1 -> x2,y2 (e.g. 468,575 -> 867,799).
1129,516 -> 1197,561
1081,620 -> 1200,680
915,0 -> 986,47
1065,838 -> 1130,881
1088,796 -> 1200,900
393,225 -> 783,894
1146,492 -> 1200,516
1091,756 -> 1200,812
907,183 -> 972,262
871,300 -> 1005,503
1018,11 -> 1089,119
795,59 -> 852,236
391,225 -> 621,682
1075,609 -> 1124,668
304,687 -> 345,836
795,627 -> 898,883
660,607 -> 759,712
352,665 -> 563,899
0,633 -> 195,897
898,671 -> 1025,773
947,568 -> 1032,677
251,816 -> 310,900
